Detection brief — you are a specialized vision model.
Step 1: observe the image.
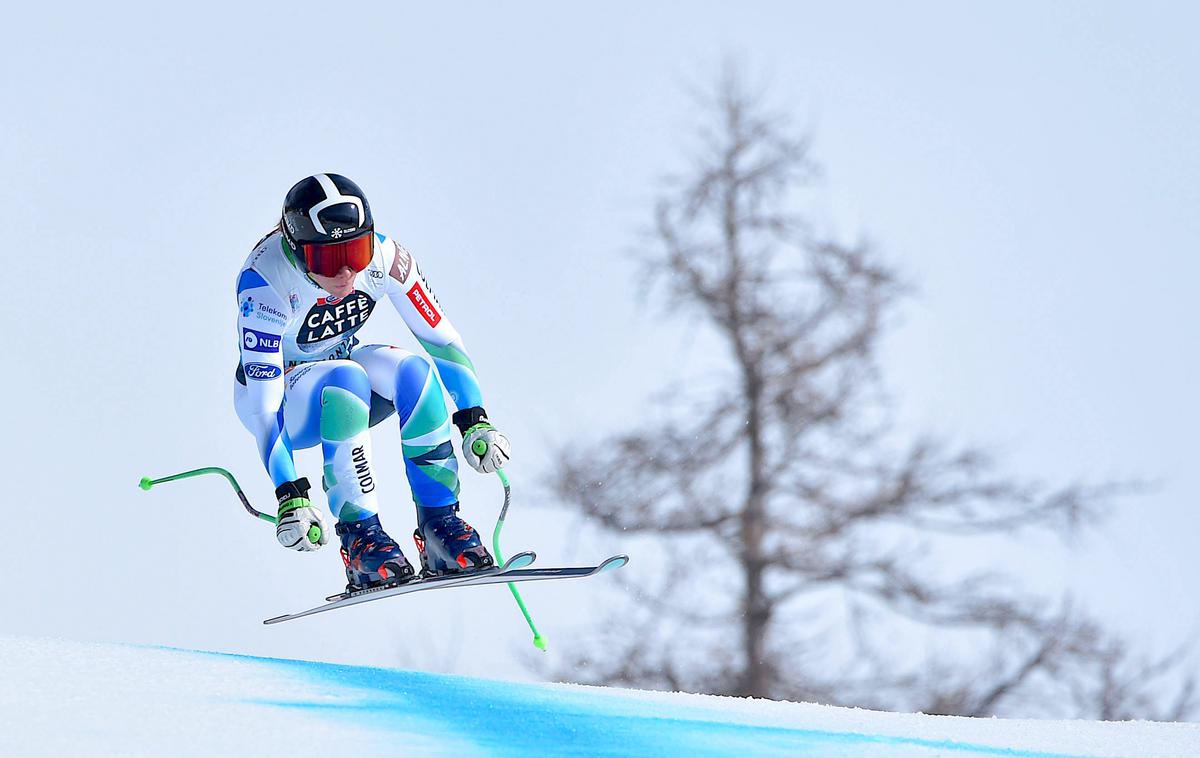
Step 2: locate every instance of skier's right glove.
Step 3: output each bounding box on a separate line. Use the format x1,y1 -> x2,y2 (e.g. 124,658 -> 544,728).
275,477 -> 328,552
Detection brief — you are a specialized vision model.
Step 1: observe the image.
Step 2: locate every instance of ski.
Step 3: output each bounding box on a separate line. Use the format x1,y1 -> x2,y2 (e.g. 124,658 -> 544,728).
262,552 -> 628,625
263,551 -> 536,625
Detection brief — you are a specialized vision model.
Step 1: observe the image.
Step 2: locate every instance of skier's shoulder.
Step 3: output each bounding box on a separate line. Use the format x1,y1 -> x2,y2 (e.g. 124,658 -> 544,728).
378,230 -> 444,329
237,228 -> 296,296
236,229 -> 298,333
373,230 -> 417,286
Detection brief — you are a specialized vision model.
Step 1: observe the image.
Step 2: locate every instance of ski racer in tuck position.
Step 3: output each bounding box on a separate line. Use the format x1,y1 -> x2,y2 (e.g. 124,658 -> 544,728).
234,173 -> 511,592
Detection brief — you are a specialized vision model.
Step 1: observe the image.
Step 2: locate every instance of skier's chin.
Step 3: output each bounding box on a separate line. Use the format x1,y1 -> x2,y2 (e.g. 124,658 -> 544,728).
312,273 -> 356,297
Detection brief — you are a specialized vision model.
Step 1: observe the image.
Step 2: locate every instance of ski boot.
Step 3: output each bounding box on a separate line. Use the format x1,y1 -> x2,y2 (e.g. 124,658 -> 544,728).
412,504 -> 494,577
336,515 -> 416,592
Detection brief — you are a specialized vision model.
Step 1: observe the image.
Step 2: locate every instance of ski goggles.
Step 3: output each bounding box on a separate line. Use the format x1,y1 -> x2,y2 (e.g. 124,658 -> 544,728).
300,233 -> 374,277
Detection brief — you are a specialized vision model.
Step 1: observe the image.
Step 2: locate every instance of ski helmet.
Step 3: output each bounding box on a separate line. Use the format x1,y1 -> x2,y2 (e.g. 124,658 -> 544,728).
281,173 -> 375,276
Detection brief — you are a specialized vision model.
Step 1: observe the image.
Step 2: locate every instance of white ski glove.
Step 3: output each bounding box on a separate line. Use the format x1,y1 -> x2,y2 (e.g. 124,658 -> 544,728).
453,407 -> 511,474
275,478 -> 328,552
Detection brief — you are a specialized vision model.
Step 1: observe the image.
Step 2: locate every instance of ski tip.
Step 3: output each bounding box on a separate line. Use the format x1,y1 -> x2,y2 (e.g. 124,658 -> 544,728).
262,615 -> 288,625
503,551 -> 536,571
595,555 -> 630,574
138,476 -> 154,491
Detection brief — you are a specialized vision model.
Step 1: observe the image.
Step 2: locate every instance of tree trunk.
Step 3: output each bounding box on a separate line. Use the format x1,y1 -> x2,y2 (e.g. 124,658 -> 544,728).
740,374 -> 770,696
721,164 -> 772,697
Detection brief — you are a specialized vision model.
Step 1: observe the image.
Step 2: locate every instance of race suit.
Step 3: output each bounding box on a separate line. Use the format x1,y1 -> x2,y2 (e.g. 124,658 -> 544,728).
233,229 -> 483,523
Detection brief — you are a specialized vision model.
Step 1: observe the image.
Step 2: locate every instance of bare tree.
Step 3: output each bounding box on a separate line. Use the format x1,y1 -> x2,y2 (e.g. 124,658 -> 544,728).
545,68 -> 1194,719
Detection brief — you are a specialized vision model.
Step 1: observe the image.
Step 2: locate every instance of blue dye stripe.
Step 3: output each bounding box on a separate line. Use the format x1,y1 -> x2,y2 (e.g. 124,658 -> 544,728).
187,649 -> 1101,758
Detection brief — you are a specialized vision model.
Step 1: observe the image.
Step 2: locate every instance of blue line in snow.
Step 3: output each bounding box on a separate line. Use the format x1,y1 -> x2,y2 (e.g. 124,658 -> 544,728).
192,649 -> 1098,758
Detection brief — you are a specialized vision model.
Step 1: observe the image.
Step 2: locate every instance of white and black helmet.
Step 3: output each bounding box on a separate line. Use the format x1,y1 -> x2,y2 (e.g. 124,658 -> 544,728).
281,173 -> 374,249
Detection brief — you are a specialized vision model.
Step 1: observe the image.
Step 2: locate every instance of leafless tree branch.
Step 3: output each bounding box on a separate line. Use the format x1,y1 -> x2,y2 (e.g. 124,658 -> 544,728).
539,65 -> 1193,720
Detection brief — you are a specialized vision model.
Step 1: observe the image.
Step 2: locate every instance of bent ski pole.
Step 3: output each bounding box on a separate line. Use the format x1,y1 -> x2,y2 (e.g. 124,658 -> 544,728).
143,464 -> 532,628
139,467 -> 322,546
487,463 -> 546,651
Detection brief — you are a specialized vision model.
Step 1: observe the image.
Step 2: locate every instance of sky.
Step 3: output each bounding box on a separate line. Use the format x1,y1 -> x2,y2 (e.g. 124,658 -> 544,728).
1,2 -> 1196,687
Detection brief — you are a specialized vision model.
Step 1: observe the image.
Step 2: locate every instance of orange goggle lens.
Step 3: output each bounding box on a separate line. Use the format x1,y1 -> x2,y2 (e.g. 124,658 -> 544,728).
302,234 -> 374,277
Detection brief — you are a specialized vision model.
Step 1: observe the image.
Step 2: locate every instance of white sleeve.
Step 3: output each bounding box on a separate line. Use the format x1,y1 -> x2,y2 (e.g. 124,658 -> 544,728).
236,268 -> 296,487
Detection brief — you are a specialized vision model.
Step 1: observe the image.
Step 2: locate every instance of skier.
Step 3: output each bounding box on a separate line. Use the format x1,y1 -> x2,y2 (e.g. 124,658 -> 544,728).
234,173 -> 511,592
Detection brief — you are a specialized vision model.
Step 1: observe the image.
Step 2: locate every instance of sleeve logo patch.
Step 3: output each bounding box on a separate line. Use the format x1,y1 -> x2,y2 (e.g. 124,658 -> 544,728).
244,363 -> 282,381
390,241 -> 413,284
242,327 -> 282,353
240,295 -> 288,326
406,282 -> 442,328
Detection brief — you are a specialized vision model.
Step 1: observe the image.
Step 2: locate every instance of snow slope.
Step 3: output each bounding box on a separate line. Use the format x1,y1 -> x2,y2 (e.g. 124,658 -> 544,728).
1,637 -> 1195,757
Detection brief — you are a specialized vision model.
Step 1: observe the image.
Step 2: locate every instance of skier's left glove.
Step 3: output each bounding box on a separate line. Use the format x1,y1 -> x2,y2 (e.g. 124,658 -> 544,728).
453,406 -> 511,474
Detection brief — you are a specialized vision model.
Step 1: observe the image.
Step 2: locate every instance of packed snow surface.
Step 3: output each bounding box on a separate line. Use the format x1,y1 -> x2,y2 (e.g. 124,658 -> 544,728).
1,636 -> 1196,757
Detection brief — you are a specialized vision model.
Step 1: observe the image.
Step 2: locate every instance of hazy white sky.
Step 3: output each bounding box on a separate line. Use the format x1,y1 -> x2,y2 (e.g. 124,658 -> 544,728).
1,2 -> 1196,681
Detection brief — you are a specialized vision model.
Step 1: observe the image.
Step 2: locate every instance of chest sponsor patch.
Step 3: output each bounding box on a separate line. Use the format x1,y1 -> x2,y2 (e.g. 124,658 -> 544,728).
406,282 -> 442,328
242,327 -> 281,353
244,363 -> 282,381
298,290 -> 376,349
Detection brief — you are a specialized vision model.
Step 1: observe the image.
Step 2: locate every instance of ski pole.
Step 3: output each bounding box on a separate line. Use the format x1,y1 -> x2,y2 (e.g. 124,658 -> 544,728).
480,448 -> 545,650
139,467 -> 321,545
144,463 -> 536,641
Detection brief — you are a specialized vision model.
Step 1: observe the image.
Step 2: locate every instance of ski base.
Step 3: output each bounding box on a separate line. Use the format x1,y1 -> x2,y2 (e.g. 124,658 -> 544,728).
262,553 -> 628,625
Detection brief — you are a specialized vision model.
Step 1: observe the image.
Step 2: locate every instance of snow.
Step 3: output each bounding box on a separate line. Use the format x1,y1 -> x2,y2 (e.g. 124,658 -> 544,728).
1,636 -> 1196,757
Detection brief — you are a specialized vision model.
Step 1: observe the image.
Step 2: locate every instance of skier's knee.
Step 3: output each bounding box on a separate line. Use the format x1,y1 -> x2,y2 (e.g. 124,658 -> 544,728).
393,355 -> 439,414
319,365 -> 372,442
321,363 -> 372,404
395,354 -> 434,396
321,386 -> 370,443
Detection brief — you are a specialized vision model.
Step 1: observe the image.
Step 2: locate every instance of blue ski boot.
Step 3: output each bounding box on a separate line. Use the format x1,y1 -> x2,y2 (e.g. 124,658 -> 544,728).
412,504 -> 494,577
336,515 -> 416,592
